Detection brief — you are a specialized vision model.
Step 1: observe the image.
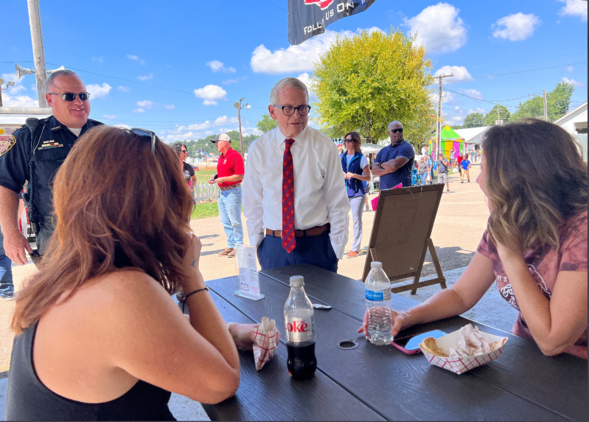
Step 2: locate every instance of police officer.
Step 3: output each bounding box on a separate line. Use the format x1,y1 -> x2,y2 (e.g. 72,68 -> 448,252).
0,70 -> 102,265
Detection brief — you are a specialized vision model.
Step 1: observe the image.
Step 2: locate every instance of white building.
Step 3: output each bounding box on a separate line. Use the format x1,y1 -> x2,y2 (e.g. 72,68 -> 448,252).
554,101 -> 587,161
455,126 -> 491,148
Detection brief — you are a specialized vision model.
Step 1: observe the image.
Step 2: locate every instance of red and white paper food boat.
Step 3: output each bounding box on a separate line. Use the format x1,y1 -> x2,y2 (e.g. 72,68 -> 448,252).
419,329 -> 508,375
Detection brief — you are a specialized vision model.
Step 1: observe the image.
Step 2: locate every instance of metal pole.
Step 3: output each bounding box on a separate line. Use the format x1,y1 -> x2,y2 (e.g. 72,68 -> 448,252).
543,90 -> 548,121
437,78 -> 442,158
0,91 -> 3,108
27,0 -> 48,108
497,101 -> 500,124
237,104 -> 244,157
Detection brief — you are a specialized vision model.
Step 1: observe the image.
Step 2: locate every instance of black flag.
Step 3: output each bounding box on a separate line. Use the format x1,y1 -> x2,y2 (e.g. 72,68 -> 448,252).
288,0 -> 377,45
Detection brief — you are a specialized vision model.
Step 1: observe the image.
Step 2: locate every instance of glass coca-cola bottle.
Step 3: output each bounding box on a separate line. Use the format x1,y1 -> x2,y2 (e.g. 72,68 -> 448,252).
284,275 -> 317,380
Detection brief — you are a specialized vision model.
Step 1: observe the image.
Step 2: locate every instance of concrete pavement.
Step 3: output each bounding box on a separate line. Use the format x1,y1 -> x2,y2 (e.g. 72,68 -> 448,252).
0,162 -> 520,419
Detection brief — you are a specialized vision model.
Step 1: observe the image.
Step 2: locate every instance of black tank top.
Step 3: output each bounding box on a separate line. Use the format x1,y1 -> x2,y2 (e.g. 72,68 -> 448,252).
6,323 -> 175,421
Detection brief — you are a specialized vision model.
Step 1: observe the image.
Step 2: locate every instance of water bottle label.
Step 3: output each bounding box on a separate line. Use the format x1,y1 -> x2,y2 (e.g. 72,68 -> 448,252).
285,316 -> 314,343
366,288 -> 391,301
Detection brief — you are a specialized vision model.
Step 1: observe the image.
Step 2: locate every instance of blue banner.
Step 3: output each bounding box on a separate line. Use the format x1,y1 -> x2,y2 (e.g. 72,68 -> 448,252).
289,0 -> 377,45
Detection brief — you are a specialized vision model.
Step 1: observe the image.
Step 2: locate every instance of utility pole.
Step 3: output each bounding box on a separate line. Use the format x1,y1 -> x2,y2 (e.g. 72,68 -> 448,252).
27,0 -> 48,108
497,101 -> 500,124
543,90 -> 548,121
234,98 -> 251,157
433,74 -> 453,158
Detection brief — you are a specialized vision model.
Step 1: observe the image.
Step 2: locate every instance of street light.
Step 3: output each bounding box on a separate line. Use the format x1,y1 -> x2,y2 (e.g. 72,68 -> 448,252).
234,98 -> 251,157
0,78 -> 16,107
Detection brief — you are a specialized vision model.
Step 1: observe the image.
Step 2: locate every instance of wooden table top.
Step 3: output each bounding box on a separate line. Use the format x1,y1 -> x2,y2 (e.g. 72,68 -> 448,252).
188,264 -> 587,421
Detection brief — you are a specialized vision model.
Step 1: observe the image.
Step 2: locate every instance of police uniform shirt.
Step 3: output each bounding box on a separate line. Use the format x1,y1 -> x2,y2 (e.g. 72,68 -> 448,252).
0,115 -> 103,220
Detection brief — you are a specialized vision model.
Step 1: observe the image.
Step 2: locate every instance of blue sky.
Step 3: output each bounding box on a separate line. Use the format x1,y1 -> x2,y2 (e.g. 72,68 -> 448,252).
1,0 -> 587,141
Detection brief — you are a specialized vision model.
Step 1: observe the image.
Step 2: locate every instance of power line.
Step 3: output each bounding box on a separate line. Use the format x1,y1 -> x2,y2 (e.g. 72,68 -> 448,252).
255,0 -> 288,12
176,0 -> 287,38
232,0 -> 287,23
471,61 -> 587,80
444,88 -> 542,104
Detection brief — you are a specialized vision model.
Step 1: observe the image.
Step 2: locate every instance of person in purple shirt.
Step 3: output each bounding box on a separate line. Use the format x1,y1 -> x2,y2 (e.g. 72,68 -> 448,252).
372,121 -> 415,188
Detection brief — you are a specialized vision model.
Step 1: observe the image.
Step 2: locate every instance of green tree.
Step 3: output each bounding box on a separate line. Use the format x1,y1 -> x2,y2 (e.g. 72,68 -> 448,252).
510,82 -> 575,122
484,105 -> 510,126
256,114 -> 278,133
313,27 -> 433,144
463,112 -> 485,128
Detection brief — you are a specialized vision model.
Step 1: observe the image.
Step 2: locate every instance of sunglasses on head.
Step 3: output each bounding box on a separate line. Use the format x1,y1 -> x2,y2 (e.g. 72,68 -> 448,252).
390,128 -> 403,134
48,92 -> 91,101
129,128 -> 157,153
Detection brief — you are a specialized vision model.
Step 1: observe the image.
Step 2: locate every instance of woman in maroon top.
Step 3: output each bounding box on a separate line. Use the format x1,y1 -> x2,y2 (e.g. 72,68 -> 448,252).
360,118 -> 588,358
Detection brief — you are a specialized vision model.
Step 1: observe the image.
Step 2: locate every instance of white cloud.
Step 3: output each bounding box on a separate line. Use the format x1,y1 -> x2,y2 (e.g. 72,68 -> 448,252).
103,115 -> 117,120
86,83 -> 112,99
1,93 -> 38,108
194,85 -> 227,105
165,104 -> 176,109
206,60 -> 236,73
222,76 -> 247,85
430,90 -> 455,105
567,66 -> 575,72
133,108 -> 145,113
562,77 -> 586,87
136,100 -> 153,108
165,115 -> 242,142
251,27 -> 383,74
117,86 -> 130,92
454,106 -> 460,110
113,124 -> 131,130
138,74 -> 153,81
463,89 -> 483,100
492,13 -> 541,41
467,107 -> 486,114
296,73 -> 316,97
558,0 -> 588,21
8,84 -> 26,94
127,54 -> 146,65
92,57 -> 104,63
434,65 -> 473,83
404,3 -> 467,54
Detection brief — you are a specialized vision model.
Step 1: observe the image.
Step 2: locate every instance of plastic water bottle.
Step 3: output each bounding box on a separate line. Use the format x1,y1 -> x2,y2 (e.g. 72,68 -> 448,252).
365,262 -> 393,345
284,276 -> 317,380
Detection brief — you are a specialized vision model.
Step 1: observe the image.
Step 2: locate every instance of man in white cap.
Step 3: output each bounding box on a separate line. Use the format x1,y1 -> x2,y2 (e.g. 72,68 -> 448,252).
242,77 -> 350,273
208,133 -> 245,257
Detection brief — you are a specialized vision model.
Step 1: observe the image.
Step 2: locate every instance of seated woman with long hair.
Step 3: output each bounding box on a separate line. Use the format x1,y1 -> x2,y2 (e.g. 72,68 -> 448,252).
7,126 -> 257,420
360,118 -> 588,358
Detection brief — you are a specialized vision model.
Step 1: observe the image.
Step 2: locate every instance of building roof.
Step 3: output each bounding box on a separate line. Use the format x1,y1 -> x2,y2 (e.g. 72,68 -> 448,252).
455,126 -> 491,145
553,101 -> 588,126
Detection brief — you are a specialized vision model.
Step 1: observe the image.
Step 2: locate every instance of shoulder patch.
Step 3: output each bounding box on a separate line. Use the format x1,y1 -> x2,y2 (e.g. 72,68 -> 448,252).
0,134 -> 17,156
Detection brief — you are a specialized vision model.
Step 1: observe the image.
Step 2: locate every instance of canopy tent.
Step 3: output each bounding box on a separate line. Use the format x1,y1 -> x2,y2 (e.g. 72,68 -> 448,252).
455,126 -> 490,146
429,125 -> 465,160
361,143 -> 386,154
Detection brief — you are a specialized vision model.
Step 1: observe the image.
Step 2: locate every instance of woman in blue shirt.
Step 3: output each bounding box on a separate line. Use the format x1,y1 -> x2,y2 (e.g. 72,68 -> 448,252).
341,132 -> 371,258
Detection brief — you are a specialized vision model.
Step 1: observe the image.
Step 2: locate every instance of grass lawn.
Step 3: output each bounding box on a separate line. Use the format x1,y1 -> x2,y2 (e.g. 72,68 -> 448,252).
191,202 -> 219,220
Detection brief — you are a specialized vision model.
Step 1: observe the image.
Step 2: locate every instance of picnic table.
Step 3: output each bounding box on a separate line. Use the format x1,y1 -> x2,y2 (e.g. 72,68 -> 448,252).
182,264 -> 587,421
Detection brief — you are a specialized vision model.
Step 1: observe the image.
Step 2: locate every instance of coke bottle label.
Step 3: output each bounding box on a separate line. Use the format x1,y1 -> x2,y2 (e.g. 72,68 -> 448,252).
285,316 -> 314,343
365,288 -> 391,302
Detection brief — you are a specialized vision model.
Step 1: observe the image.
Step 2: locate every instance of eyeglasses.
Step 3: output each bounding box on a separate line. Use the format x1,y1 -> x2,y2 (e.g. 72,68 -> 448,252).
389,128 -> 403,134
47,92 -> 91,101
129,128 -> 157,153
273,104 -> 311,116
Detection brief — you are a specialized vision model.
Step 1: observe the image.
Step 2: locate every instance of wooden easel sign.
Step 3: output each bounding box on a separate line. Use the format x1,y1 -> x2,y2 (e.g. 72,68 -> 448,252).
361,183 -> 447,294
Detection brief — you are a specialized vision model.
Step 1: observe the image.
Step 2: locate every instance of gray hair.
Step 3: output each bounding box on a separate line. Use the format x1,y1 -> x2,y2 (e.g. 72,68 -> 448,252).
46,70 -> 80,91
270,77 -> 309,105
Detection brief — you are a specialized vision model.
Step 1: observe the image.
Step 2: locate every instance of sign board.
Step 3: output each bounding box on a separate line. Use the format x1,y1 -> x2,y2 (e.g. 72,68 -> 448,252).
361,183 -> 447,294
289,0 -> 377,45
234,245 -> 265,300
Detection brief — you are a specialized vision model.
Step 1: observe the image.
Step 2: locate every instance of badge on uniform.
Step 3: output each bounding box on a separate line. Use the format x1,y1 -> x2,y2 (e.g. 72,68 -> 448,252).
0,135 -> 16,157
38,140 -> 64,150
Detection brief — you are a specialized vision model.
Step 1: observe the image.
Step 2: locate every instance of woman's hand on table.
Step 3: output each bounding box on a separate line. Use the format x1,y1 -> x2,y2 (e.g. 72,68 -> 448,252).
228,323 -> 260,351
357,309 -> 412,339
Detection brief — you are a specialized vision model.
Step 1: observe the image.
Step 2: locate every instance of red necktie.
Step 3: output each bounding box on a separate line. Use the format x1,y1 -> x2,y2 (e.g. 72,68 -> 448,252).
282,138 -> 296,253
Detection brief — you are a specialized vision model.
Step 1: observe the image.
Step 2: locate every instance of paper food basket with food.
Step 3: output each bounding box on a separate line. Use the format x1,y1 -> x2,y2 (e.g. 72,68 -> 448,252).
419,324 -> 508,375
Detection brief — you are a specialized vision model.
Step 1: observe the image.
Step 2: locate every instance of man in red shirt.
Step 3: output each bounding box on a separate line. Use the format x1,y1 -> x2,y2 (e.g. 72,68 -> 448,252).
456,152 -> 464,178
208,133 -> 245,258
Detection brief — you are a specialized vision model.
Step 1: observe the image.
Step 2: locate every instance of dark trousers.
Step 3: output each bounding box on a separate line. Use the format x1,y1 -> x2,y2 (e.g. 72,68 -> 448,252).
257,230 -> 338,273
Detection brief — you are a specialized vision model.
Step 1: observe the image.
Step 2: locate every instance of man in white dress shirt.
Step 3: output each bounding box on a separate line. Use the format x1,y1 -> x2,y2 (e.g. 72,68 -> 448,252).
243,77 -> 350,273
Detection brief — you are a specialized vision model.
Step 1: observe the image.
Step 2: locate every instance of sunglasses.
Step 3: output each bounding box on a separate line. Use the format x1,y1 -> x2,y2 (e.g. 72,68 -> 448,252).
390,128 -> 403,134
181,149 -> 188,153
129,128 -> 157,153
345,139 -> 355,142
48,92 -> 91,101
